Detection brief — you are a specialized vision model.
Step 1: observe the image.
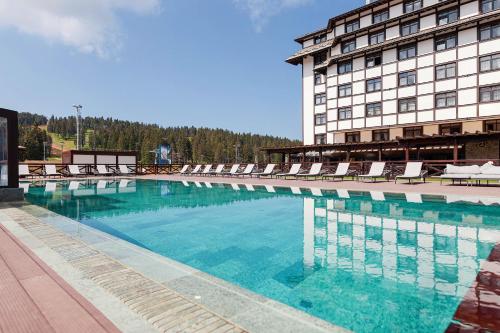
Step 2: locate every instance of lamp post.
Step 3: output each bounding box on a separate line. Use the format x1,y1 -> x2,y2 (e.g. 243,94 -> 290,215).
73,105 -> 82,150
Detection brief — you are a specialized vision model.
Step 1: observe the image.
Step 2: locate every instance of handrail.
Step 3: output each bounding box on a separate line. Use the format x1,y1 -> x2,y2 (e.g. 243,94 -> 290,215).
17,160 -> 499,178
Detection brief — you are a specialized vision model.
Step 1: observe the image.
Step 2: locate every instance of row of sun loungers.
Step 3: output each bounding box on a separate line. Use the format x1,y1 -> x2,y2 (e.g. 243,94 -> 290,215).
438,162 -> 500,185
19,164 -> 135,178
177,162 -> 429,183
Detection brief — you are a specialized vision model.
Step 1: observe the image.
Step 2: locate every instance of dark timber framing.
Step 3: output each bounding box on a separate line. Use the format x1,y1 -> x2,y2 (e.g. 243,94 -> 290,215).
0,108 -> 19,189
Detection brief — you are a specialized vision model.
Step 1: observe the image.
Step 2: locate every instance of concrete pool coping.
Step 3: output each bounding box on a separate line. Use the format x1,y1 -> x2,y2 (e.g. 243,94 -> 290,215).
138,174 -> 500,199
0,202 -> 351,333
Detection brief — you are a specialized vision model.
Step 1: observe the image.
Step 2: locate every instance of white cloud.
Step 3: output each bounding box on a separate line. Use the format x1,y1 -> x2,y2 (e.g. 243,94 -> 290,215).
233,0 -> 312,32
0,0 -> 160,58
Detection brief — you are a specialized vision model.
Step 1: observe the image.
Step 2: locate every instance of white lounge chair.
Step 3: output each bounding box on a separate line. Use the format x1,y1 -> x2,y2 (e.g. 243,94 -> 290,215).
322,163 -> 352,181
439,164 -> 481,185
200,164 -> 213,176
19,165 -> 33,178
275,164 -> 301,179
251,164 -> 276,178
395,162 -> 426,184
357,162 -> 387,182
188,165 -> 202,176
223,164 -> 240,176
118,165 -> 133,176
235,164 -> 255,177
68,165 -> 86,177
209,164 -> 225,176
96,165 -> 113,176
179,165 -> 190,175
44,165 -> 62,178
295,163 -> 323,180
470,163 -> 500,185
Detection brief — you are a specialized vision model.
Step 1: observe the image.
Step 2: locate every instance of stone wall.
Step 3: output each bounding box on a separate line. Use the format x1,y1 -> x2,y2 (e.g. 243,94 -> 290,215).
465,139 -> 500,160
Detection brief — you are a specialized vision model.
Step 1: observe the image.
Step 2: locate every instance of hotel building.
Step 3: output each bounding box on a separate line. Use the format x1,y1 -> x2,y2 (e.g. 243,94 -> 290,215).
283,0 -> 500,161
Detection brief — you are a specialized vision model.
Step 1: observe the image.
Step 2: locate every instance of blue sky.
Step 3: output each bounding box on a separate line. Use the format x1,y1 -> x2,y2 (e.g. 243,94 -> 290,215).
0,0 -> 364,139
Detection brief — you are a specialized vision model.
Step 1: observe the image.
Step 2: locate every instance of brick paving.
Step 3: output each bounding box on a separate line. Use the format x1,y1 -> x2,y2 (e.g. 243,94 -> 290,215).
0,223 -> 120,333
2,207 -> 247,333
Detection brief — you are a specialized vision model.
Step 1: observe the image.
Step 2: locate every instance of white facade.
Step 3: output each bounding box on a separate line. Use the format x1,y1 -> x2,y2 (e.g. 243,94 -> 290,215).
289,0 -> 500,145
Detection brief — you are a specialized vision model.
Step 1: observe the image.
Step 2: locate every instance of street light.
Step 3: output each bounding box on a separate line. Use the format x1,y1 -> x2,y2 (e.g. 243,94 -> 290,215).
73,105 -> 82,150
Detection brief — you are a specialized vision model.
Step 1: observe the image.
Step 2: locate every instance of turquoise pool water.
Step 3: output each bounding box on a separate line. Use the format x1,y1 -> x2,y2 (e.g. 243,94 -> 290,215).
23,179 -> 500,333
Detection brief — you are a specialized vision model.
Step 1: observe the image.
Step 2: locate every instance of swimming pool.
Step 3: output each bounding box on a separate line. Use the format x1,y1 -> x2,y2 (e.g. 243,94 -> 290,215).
22,179 -> 500,333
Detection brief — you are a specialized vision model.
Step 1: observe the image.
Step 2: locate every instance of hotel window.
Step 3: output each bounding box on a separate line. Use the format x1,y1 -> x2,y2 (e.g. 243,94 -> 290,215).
484,119 -> 500,131
479,22 -> 500,41
435,91 -> 457,108
439,123 -> 462,135
338,83 -> 352,97
366,53 -> 382,68
399,71 -> 416,86
481,0 -> 499,13
399,44 -> 417,60
366,103 -> 382,117
403,126 -> 423,138
315,93 -> 326,105
401,20 -> 419,36
313,51 -> 327,65
315,113 -> 327,125
337,60 -> 352,74
314,73 -> 324,85
437,8 -> 458,25
435,34 -> 457,51
315,134 -> 327,144
314,34 -> 327,45
366,77 -> 382,92
338,107 -> 352,120
372,129 -> 389,141
435,62 -> 456,79
369,31 -> 385,45
404,0 -> 422,13
479,85 -> 500,102
342,39 -> 356,53
345,131 -> 360,143
480,53 -> 500,72
345,20 -> 360,33
399,98 -> 417,113
373,10 -> 389,24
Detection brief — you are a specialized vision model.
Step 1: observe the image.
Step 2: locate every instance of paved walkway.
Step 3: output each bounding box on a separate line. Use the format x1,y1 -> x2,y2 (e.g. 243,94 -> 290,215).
139,174 -> 500,198
0,223 -> 120,333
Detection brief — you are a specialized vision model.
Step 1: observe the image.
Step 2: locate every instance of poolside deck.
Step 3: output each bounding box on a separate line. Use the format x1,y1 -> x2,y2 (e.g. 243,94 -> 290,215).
139,174 -> 500,198
0,223 -> 119,333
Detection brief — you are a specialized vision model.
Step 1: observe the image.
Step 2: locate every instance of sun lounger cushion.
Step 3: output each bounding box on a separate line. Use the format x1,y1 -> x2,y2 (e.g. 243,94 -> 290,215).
479,165 -> 500,175
445,164 -> 480,175
440,173 -> 473,179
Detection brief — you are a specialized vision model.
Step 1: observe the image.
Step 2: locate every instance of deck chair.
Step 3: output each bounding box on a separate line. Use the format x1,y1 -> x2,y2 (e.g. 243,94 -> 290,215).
118,165 -> 133,175
44,165 -> 62,178
223,164 -> 240,176
19,165 -> 33,178
296,163 -> 323,180
395,162 -> 426,184
179,165 -> 190,175
251,164 -> 276,178
322,163 -> 352,181
96,165 -> 113,176
357,162 -> 387,182
188,165 -> 202,175
235,164 -> 255,177
68,165 -> 86,177
275,164 -> 301,179
209,164 -> 225,176
200,164 -> 213,176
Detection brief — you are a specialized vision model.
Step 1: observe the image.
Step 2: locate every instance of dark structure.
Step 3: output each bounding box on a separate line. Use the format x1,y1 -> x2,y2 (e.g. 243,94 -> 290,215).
262,131 -> 500,163
0,108 -> 19,189
62,150 -> 138,166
